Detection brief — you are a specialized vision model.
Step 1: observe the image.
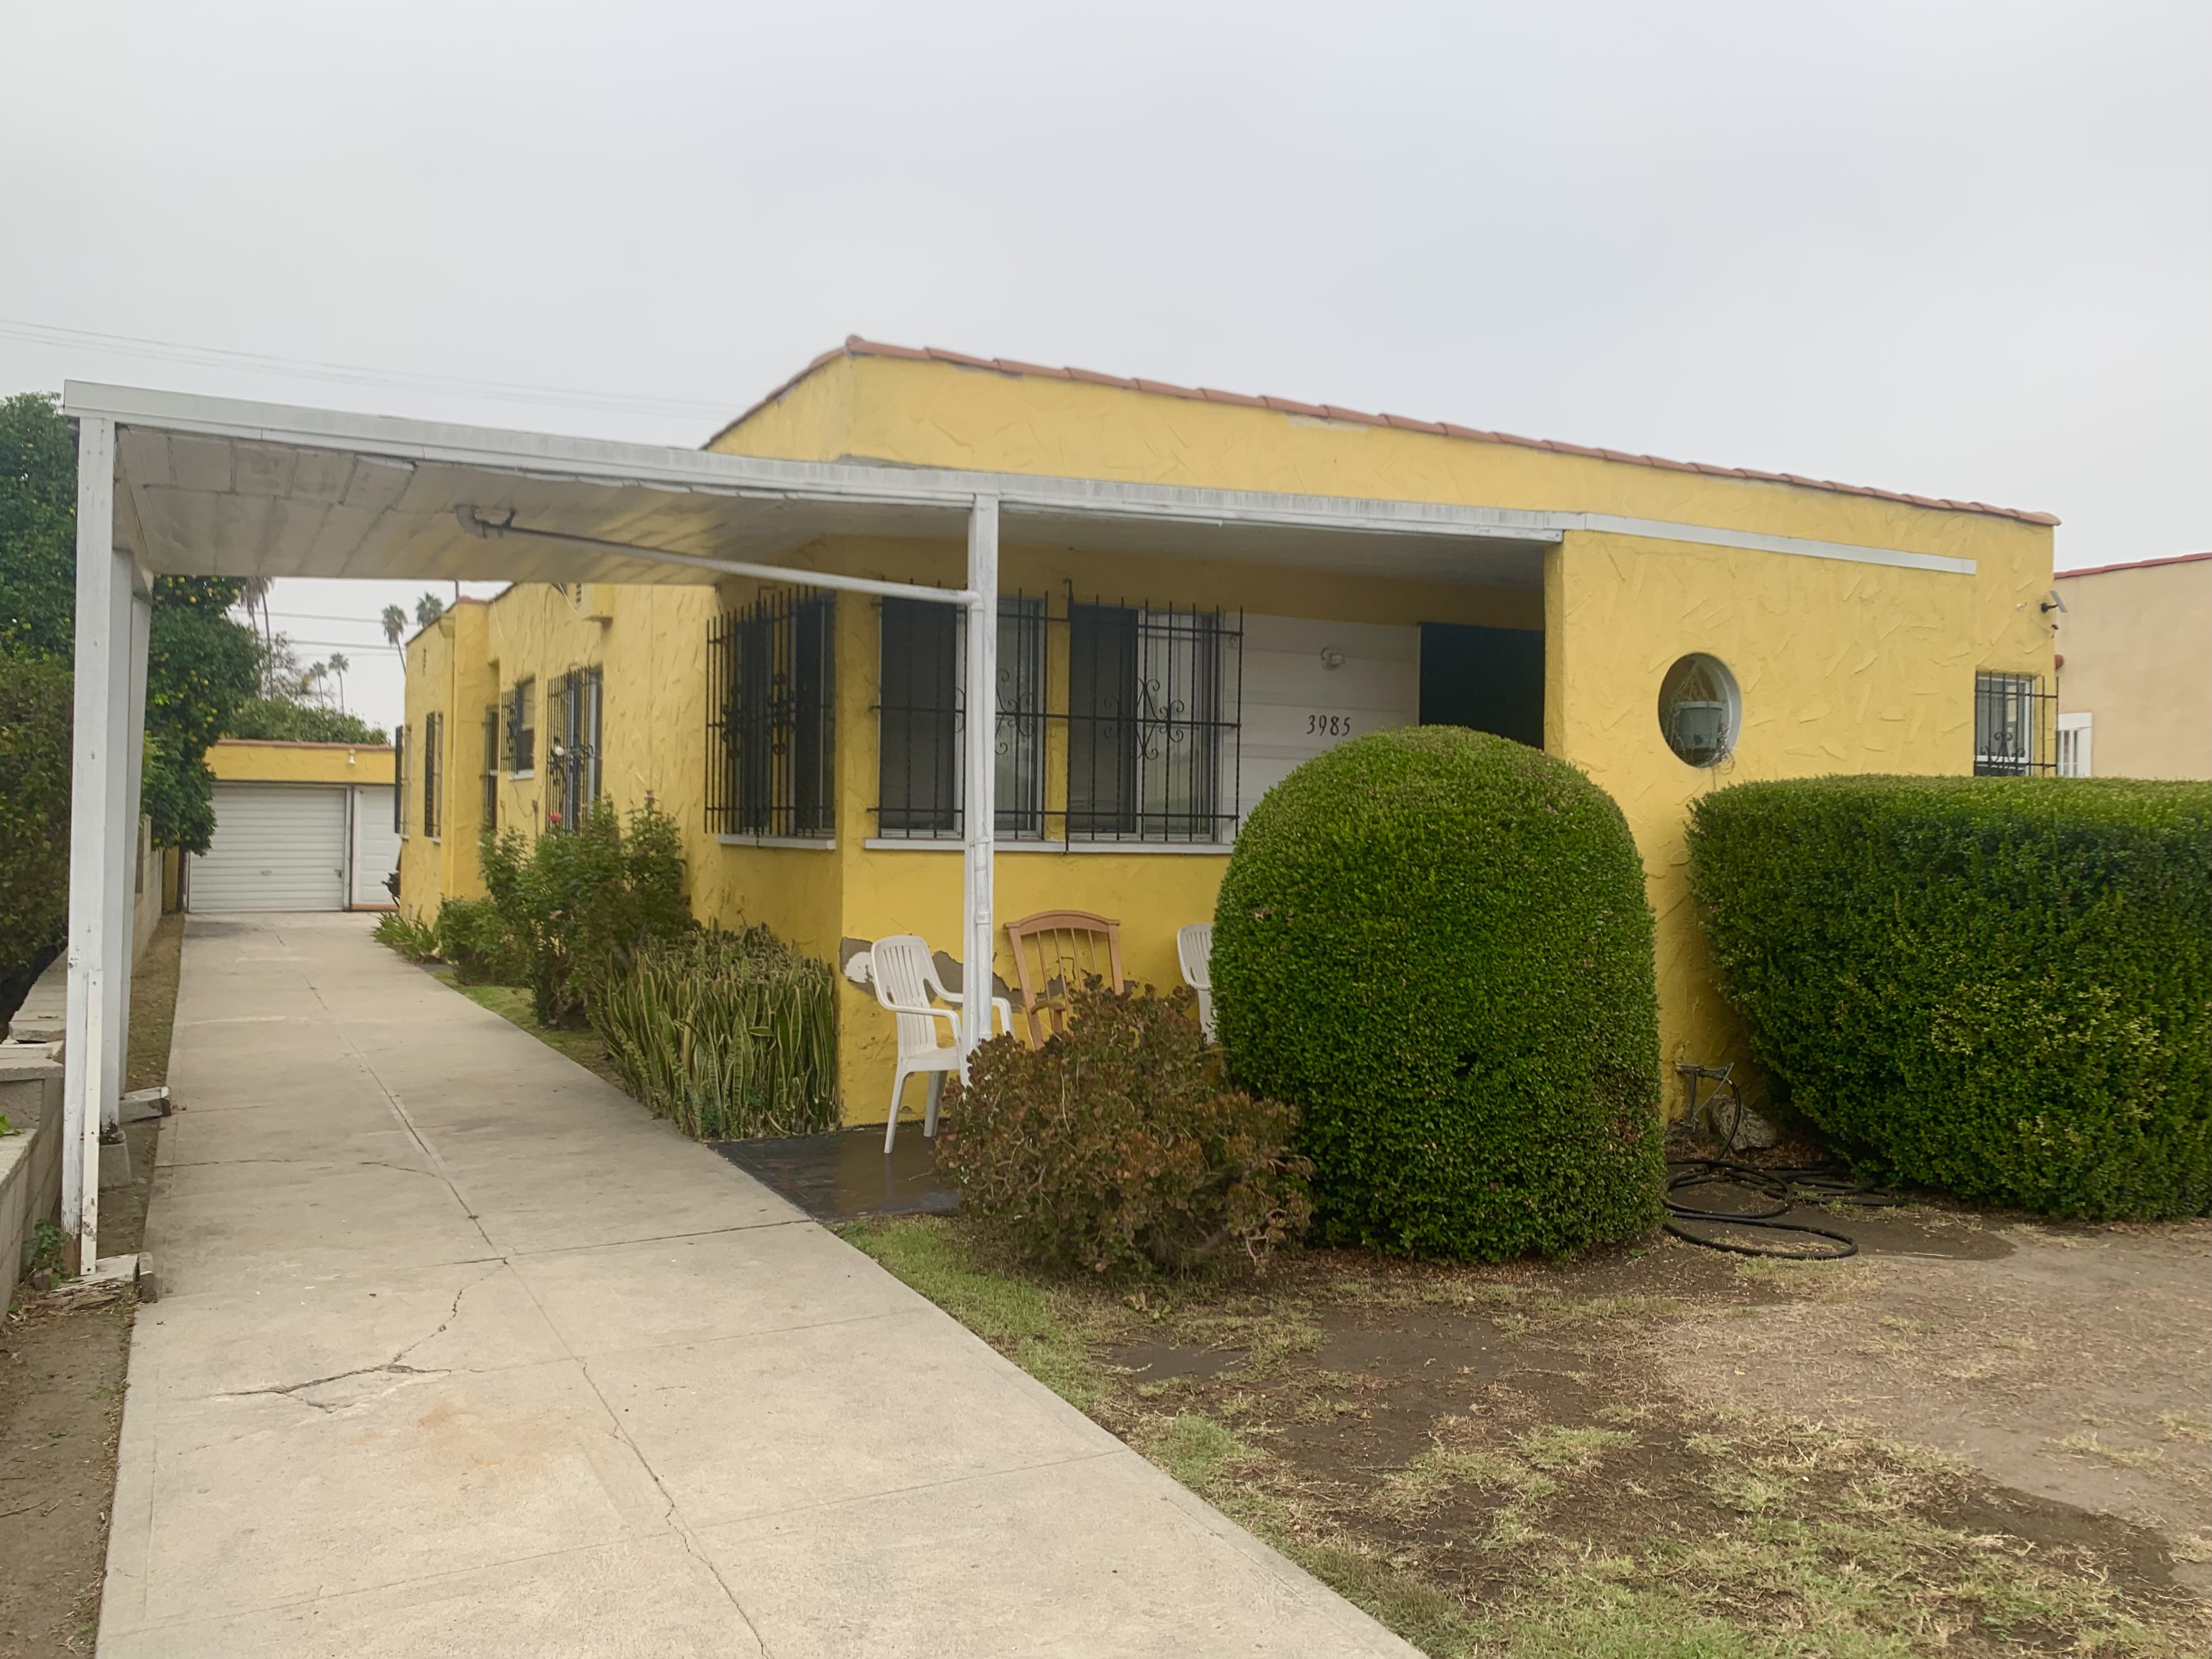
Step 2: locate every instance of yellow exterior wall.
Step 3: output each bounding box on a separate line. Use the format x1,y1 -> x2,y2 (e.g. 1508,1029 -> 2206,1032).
402,346 -> 2055,1129
206,738 -> 395,786
2053,556 -> 2212,781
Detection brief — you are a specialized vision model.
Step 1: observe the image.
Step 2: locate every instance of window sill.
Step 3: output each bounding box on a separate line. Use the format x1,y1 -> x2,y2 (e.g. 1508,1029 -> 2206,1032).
508,770 -> 534,781
858,837 -> 1236,856
716,834 -> 837,851
1066,841 -> 1237,856
863,837 -> 1055,852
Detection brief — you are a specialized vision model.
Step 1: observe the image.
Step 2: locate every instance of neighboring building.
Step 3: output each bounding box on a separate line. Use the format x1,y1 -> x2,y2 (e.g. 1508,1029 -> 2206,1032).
194,739 -> 399,912
2052,552 -> 2211,780
398,338 -> 2059,1124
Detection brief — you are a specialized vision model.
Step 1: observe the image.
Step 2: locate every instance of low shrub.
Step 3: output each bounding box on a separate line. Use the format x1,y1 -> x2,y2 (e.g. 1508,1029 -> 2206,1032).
481,797 -> 691,1024
593,925 -> 839,1139
1215,726 -> 1664,1262
938,979 -> 1312,1276
371,909 -> 440,962
433,896 -> 528,985
1689,775 -> 2211,1218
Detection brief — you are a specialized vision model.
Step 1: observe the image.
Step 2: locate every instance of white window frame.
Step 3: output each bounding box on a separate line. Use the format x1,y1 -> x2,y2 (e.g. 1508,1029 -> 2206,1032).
2056,711 -> 2093,778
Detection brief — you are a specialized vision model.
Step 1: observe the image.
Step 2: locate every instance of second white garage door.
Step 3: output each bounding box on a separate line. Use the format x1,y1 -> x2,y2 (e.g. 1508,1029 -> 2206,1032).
192,783 -> 349,912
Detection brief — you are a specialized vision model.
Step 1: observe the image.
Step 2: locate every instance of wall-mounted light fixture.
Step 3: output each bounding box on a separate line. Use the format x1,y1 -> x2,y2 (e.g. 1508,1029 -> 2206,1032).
1319,646 -> 1346,670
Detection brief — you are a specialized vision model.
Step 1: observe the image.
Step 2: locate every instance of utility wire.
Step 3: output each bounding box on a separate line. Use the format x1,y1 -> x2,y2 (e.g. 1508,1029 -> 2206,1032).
0,316 -> 735,422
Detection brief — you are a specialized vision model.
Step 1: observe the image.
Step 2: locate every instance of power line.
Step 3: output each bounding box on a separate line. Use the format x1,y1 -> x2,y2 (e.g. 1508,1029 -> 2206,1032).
0,316 -> 738,423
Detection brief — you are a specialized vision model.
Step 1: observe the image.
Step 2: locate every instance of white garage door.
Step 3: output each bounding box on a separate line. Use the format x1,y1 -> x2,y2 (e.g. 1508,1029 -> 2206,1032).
193,783 -> 349,912
350,785 -> 400,906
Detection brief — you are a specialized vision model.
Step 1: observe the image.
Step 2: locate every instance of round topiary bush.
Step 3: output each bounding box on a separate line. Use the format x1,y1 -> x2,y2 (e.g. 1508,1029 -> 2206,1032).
1213,726 -> 1664,1260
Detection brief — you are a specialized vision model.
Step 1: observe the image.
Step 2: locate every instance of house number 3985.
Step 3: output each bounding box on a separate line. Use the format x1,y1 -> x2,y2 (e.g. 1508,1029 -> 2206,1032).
1307,713 -> 1354,737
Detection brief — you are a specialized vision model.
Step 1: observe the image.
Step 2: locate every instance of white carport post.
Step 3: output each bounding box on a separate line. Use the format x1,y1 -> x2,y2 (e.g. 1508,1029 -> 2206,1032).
960,495 -> 999,1067
62,414 -> 147,1270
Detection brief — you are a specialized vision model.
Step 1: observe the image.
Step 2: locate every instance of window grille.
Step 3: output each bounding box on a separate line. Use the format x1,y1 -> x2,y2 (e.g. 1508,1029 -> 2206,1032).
1973,672 -> 2053,776
874,595 -> 1046,839
394,724 -> 409,837
505,678 -> 536,774
706,590 -> 836,838
421,711 -> 442,837
1066,602 -> 1241,842
481,706 -> 500,832
547,667 -> 603,828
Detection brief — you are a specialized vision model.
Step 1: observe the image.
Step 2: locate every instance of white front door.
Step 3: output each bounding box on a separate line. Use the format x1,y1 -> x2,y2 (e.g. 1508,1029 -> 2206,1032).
1236,615 -> 1420,825
192,783 -> 349,912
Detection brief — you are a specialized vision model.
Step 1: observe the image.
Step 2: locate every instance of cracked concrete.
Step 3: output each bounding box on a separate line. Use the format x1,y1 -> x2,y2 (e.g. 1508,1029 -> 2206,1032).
99,913 -> 1414,1658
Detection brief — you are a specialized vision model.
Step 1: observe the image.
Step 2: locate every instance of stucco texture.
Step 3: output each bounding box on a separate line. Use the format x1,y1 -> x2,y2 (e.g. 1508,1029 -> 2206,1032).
207,738 -> 395,787
2054,556 -> 2211,781
399,347 -> 2055,1127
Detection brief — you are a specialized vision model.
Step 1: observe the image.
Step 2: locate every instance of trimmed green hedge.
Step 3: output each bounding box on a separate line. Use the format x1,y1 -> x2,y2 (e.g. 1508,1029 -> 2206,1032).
1214,726 -> 1664,1261
0,652 -> 72,1019
1689,776 -> 2211,1218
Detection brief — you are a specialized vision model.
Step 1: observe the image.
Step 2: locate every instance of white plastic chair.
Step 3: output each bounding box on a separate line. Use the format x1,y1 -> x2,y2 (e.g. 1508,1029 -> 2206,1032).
1177,922 -> 1216,1042
868,934 -> 1014,1152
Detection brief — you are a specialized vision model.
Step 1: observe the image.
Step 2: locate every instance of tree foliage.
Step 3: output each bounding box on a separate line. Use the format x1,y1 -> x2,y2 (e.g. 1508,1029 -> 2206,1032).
0,653 -> 72,1017
0,391 -> 261,853
226,695 -> 386,745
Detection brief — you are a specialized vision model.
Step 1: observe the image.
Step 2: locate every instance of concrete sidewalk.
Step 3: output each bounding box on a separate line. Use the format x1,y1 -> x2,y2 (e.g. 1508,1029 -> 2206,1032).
100,914 -> 1412,1658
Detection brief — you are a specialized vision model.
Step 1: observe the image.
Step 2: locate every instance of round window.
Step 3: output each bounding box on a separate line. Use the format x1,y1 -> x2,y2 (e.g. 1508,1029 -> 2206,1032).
1657,653 -> 1740,767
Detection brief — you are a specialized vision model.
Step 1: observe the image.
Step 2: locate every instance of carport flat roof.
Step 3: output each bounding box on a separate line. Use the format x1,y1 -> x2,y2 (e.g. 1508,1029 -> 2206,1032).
62,381 -> 1561,591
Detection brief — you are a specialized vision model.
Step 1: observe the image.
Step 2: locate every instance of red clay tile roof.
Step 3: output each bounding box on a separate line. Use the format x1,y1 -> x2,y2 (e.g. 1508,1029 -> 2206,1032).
713,338 -> 2060,527
2054,550 -> 2210,579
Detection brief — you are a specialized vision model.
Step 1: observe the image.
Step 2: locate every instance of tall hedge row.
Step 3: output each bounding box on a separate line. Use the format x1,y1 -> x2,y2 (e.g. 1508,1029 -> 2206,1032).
0,652 -> 72,1017
1689,776 -> 2210,1219
1214,726 -> 1664,1261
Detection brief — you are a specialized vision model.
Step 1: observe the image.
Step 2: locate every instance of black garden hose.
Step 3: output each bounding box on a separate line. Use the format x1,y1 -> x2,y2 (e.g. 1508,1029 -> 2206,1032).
1663,1157 -> 1899,1259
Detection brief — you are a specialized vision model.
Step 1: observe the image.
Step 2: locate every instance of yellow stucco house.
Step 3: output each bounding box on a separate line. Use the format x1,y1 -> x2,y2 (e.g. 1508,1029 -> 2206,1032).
397,338 -> 2058,1128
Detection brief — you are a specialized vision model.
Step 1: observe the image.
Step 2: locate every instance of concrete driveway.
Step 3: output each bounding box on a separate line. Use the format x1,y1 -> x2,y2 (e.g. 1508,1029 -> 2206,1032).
100,913 -> 1411,1657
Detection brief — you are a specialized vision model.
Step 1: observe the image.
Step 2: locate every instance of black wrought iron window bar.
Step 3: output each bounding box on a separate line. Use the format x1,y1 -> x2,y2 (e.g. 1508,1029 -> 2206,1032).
546,667 -> 602,830
874,594 -> 1047,839
480,706 -> 500,833
1973,671 -> 2054,776
707,589 -> 836,838
1066,600 -> 1241,843
421,711 -> 442,837
394,724 -> 409,837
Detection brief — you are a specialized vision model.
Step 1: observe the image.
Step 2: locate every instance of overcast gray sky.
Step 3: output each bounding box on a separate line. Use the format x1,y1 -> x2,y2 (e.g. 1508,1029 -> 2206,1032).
6,1 -> 2206,735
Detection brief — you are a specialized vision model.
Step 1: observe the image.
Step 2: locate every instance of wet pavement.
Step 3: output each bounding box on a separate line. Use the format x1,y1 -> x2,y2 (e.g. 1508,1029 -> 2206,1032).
713,1127 -> 958,1222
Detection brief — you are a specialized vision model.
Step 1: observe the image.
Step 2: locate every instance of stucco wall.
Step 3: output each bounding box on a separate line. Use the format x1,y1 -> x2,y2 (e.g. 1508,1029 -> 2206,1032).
206,738 -> 395,787
2053,555 -> 2211,781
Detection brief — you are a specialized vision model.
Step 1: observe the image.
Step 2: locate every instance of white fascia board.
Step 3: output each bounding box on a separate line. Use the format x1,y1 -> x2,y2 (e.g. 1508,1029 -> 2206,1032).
63,382 -> 1976,575
1549,512 -> 1976,576
62,381 -> 1555,547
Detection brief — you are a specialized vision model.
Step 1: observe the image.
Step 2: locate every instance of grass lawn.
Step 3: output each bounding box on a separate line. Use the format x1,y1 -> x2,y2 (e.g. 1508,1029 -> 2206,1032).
844,1214 -> 2209,1659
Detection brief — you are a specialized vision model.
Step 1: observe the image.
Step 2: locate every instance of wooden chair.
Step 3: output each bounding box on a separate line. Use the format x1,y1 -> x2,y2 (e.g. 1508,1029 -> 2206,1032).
1004,911 -> 1125,1046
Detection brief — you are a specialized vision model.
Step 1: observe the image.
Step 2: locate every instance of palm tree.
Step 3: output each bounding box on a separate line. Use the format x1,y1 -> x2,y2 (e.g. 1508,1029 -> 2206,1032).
415,592 -> 445,629
381,604 -> 408,657
327,653 -> 350,712
239,576 -> 275,691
